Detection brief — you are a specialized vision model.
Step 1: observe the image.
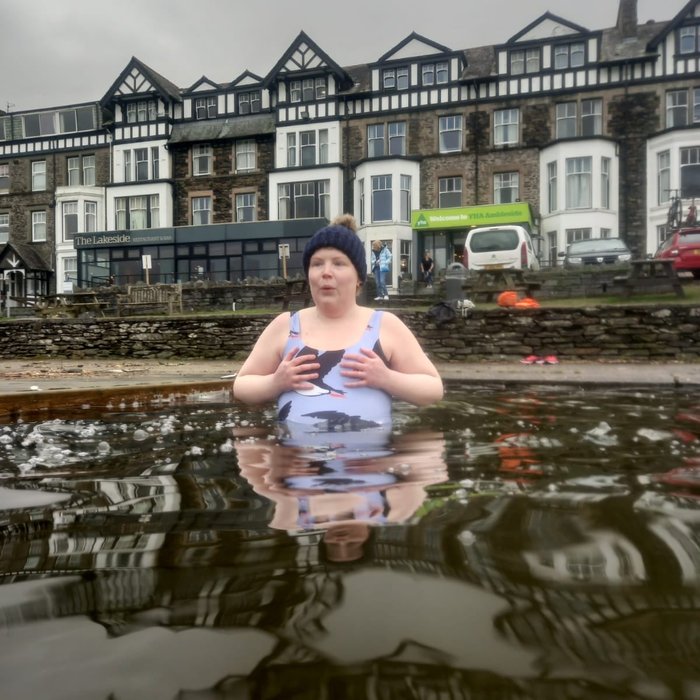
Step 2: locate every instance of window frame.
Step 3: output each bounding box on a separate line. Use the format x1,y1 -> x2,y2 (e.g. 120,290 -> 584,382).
556,102 -> 577,139
31,160 -> 46,191
235,139 -> 256,172
494,108 -> 519,146
237,90 -> 262,115
421,61 -> 449,86
400,174 -> 411,222
565,156 -> 592,210
581,98 -> 603,137
192,195 -> 213,225
32,210 -> 47,242
438,176 -> 462,208
438,115 -> 463,153
84,200 -> 97,233
194,96 -> 217,120
493,171 -> 519,204
382,66 -> 409,91
547,161 -> 558,213
679,25 -> 700,55
193,144 -> 213,177
601,157 -> 611,209
277,180 -> 330,220
667,89 -> 689,128
371,174 -> 393,222
235,192 -> 257,222
657,150 -> 671,206
553,41 -> 585,70
0,212 -> 8,243
510,47 -> 540,75
63,201 -> 79,241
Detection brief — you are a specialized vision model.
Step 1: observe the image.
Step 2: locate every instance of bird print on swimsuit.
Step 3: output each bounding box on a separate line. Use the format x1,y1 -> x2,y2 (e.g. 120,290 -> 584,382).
277,310 -> 392,432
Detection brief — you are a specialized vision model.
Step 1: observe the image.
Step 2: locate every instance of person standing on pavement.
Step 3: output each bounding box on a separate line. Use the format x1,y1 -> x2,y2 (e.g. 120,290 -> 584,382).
421,251 -> 434,288
371,240 -> 392,301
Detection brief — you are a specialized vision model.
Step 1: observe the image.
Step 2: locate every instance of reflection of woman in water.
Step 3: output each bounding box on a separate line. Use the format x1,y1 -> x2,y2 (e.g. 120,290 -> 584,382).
235,430 -> 448,561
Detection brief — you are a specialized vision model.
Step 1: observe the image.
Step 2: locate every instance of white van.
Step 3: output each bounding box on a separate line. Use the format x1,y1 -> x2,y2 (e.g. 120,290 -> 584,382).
462,225 -> 540,271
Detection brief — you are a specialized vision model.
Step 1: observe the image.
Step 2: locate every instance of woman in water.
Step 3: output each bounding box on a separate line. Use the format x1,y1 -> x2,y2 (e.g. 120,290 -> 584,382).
232,214 -> 443,429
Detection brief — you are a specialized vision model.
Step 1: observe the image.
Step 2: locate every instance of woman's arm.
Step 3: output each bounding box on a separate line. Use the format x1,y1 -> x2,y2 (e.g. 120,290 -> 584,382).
233,313 -> 320,404
340,312 -> 443,406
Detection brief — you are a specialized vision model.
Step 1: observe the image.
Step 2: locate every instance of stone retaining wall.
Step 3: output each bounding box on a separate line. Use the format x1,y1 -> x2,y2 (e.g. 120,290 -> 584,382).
1,304 -> 699,362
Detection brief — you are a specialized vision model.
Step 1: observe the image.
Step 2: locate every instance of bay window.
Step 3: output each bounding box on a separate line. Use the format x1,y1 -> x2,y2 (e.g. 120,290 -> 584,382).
116,195 -> 160,230
84,201 -> 97,232
371,175 -> 392,222
566,157 -> 592,209
657,150 -> 670,205
400,175 -> 411,222
63,201 -> 78,241
278,180 -> 330,219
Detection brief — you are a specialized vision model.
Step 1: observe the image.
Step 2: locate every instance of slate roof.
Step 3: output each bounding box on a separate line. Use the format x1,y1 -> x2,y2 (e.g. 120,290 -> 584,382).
168,113 -> 277,143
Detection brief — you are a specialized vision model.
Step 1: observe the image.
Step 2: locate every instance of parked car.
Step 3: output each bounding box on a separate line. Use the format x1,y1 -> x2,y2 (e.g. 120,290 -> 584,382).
654,227 -> 700,278
462,225 -> 540,271
560,238 -> 632,267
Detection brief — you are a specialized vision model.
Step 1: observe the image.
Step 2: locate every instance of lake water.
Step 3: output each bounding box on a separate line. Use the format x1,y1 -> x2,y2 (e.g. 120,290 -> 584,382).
1,382 -> 699,699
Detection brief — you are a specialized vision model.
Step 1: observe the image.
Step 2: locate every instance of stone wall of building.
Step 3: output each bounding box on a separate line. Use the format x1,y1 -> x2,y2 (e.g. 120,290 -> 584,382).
1,304 -> 698,362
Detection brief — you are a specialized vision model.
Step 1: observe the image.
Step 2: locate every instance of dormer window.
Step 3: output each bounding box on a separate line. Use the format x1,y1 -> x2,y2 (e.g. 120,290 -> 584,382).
510,48 -> 540,75
679,25 -> 700,55
194,97 -> 217,120
126,100 -> 157,123
289,78 -> 326,103
238,90 -> 261,114
421,62 -> 448,86
553,42 -> 585,70
383,66 -> 409,90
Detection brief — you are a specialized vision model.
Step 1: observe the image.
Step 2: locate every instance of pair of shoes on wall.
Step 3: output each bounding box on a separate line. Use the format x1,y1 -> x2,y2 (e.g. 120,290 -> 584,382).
520,355 -> 559,365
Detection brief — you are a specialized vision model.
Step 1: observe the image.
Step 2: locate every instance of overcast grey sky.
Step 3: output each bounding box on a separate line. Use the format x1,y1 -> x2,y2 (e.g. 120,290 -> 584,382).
2,0 -> 670,112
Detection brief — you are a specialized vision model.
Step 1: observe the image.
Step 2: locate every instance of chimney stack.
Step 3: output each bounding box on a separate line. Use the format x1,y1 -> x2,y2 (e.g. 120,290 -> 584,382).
617,0 -> 638,38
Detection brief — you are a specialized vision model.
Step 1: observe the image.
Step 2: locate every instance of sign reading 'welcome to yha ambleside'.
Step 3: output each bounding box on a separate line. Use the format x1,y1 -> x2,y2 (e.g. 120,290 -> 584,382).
411,203 -> 535,231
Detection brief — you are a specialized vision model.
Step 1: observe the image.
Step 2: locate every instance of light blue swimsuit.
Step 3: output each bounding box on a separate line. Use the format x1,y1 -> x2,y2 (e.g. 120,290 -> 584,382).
277,309 -> 392,437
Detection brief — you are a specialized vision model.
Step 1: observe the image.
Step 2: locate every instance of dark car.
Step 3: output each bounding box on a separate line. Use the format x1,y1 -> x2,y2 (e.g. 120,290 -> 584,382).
654,228 -> 700,278
560,238 -> 632,267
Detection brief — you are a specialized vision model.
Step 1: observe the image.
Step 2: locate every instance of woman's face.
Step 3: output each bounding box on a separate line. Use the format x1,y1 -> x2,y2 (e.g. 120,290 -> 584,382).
308,247 -> 359,304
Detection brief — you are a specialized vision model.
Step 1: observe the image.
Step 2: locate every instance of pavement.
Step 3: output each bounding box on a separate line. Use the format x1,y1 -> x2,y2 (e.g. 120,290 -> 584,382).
2,357 -> 700,398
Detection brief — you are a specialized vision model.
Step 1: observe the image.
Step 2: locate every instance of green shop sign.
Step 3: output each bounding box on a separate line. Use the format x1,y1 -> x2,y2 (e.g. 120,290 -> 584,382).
411,203 -> 533,231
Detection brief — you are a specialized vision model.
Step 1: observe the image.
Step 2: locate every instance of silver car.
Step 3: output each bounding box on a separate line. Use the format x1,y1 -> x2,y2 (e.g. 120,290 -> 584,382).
561,238 -> 632,267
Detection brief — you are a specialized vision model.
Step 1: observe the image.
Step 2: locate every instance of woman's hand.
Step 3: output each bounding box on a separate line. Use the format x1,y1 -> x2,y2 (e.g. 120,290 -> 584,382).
274,349 -> 320,393
340,347 -> 389,389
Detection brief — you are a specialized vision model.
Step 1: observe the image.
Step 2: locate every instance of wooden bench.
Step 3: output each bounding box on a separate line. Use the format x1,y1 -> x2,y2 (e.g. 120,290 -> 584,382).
274,279 -> 311,310
616,259 -> 685,298
117,284 -> 183,316
462,269 -> 541,302
35,292 -> 109,318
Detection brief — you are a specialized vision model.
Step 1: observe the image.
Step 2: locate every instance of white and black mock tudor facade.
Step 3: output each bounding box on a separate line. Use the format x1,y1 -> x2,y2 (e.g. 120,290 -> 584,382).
1,0 -> 700,297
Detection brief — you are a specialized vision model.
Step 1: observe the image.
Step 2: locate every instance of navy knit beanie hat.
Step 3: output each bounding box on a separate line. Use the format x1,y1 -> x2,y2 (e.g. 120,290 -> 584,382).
302,215 -> 367,282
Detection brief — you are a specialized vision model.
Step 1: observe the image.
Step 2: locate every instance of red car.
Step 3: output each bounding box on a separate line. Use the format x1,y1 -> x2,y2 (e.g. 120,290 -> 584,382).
654,227 -> 700,278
